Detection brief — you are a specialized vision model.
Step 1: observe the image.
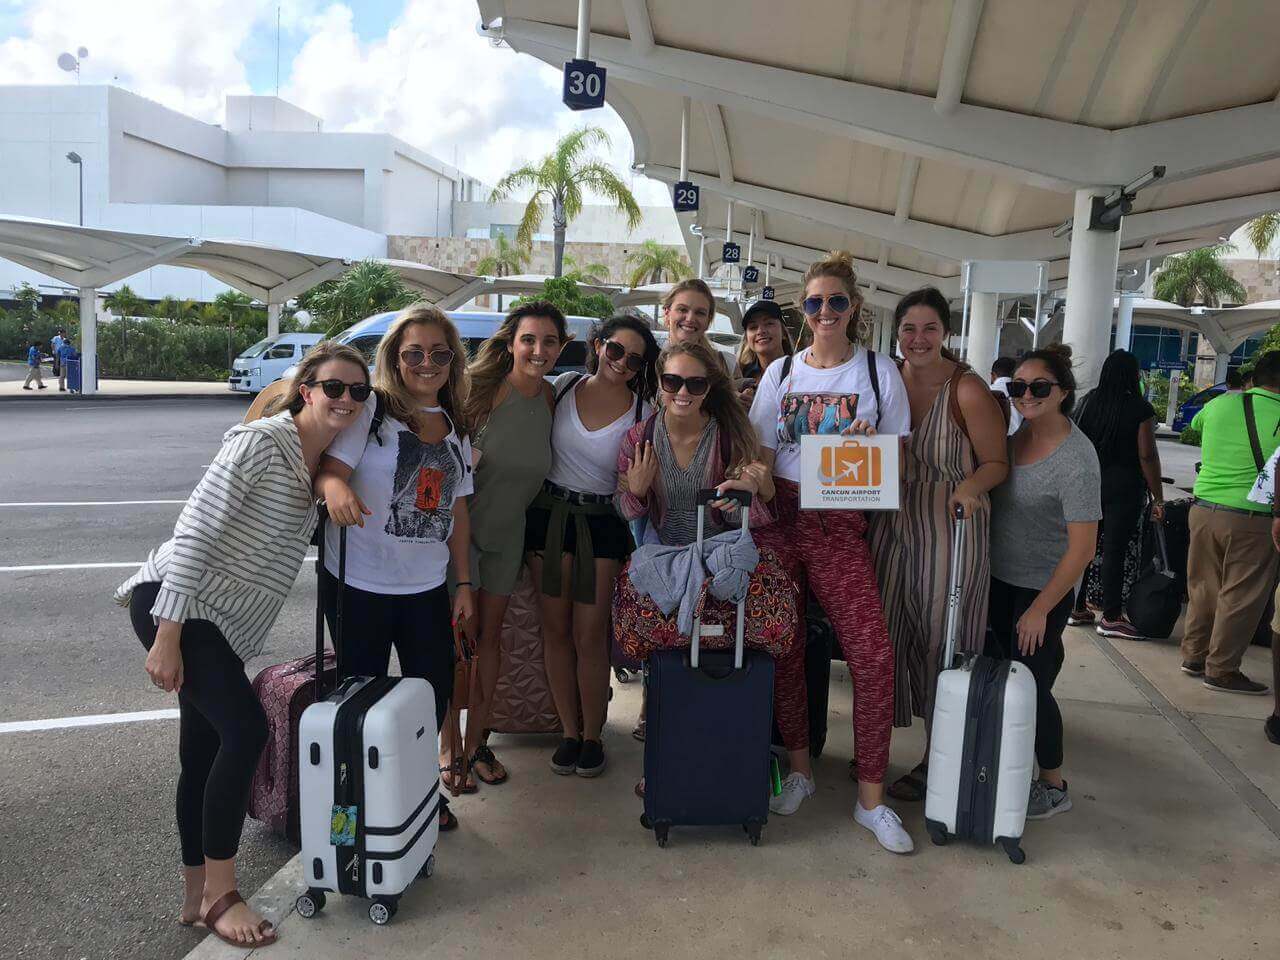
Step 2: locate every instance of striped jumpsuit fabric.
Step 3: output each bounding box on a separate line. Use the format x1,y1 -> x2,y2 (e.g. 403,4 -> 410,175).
868,372 -> 991,728
754,479 -> 895,784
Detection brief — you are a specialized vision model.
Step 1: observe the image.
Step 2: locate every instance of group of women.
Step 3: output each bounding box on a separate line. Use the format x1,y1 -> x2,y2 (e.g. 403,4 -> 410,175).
118,250 -> 1102,948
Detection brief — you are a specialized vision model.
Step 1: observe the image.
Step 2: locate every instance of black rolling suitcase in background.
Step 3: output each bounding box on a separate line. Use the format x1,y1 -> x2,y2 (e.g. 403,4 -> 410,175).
642,490 -> 774,847
771,598 -> 831,759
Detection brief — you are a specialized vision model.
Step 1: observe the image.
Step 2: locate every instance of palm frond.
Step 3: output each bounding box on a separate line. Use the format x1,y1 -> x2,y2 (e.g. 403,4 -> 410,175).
1245,213 -> 1280,258
573,162 -> 643,229
515,190 -> 549,250
488,165 -> 543,203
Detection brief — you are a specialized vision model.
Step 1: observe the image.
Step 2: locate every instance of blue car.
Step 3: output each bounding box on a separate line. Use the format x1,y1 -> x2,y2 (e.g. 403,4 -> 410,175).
1173,382 -> 1228,432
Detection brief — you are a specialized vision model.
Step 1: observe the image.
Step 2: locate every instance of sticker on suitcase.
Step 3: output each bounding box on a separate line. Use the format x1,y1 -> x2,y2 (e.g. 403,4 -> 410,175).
330,805 -> 357,846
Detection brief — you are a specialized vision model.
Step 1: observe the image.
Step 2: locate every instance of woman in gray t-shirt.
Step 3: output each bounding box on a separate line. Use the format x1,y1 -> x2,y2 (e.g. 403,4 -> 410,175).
987,344 -> 1101,822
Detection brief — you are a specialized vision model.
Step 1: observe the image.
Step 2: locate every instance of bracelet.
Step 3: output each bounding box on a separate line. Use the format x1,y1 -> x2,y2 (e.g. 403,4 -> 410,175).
456,580 -> 473,587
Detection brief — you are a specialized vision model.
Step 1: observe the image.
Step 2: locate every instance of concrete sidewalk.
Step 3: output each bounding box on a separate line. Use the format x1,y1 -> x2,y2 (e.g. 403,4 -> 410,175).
2,370 -> 241,401
184,626 -> 1280,960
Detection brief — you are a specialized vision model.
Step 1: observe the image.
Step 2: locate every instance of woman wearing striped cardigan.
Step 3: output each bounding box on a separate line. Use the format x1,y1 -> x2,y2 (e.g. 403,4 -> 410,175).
115,341 -> 369,949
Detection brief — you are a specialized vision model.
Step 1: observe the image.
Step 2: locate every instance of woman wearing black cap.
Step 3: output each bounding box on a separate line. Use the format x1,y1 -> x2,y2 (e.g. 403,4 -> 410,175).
736,300 -> 794,405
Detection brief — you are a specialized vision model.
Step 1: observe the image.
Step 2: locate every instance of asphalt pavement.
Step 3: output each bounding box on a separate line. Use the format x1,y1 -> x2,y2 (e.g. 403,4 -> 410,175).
0,395 -> 308,960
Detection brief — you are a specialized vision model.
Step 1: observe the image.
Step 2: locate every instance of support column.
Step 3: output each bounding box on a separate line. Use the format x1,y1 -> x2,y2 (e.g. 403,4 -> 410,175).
1115,291 -> 1137,353
1213,351 -> 1231,384
79,286 -> 97,395
878,306 -> 894,356
267,303 -> 282,339
1061,188 -> 1122,390
966,292 -> 999,374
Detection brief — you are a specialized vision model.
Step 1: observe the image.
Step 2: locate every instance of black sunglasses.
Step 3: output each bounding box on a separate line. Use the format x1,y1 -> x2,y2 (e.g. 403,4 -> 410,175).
307,379 -> 372,402
603,339 -> 645,373
399,347 -> 454,369
802,294 -> 851,316
1008,378 -> 1059,399
659,373 -> 710,396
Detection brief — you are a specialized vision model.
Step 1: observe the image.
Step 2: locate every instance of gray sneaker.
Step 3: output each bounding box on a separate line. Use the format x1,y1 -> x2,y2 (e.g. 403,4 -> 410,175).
1027,779 -> 1072,820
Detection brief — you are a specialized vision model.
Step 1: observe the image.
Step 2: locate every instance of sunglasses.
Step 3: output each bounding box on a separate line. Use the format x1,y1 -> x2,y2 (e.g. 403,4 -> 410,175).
659,373 -> 710,396
307,379 -> 372,402
603,339 -> 645,373
802,294 -> 851,316
399,347 -> 454,369
1008,378 -> 1059,399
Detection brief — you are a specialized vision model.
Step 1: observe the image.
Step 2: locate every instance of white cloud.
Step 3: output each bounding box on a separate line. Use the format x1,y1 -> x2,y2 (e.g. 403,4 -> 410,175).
0,0 -> 669,204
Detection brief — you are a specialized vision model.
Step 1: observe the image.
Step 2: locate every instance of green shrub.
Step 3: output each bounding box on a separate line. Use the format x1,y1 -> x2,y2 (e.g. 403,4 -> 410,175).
96,319 -> 263,381
1179,424 -> 1202,446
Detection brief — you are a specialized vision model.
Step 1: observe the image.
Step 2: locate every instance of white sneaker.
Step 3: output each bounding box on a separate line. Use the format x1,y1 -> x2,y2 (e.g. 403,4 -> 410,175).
769,772 -> 815,815
854,803 -> 914,854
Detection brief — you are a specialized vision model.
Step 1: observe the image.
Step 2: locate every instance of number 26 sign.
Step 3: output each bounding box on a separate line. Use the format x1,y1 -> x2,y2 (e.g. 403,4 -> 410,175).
563,59 -> 607,110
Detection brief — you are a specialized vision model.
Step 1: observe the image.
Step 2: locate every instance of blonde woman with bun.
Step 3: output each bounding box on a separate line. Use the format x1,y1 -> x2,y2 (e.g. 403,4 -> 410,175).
747,250 -> 915,853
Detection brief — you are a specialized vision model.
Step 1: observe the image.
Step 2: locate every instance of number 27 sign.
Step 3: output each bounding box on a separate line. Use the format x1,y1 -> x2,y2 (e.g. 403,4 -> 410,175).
563,59 -> 607,110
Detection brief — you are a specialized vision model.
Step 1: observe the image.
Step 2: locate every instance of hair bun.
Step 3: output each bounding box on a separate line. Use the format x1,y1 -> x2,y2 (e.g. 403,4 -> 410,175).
1043,342 -> 1073,363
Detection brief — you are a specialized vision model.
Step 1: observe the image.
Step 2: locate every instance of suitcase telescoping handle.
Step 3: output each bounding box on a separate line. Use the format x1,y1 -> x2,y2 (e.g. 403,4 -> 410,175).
940,502 -> 967,671
690,488 -> 753,670
314,503 -> 347,698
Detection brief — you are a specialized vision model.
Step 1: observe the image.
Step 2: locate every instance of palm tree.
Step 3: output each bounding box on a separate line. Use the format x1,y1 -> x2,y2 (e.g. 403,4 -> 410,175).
1154,244 -> 1247,307
624,240 -> 692,287
214,289 -> 255,370
298,260 -> 415,336
475,233 -> 531,279
1245,213 -> 1280,258
489,126 -> 642,278
561,253 -> 610,284
104,285 -> 145,378
153,295 -> 199,323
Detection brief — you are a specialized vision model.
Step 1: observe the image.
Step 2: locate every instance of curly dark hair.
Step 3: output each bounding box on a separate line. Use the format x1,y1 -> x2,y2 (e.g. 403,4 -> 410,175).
586,314 -> 660,403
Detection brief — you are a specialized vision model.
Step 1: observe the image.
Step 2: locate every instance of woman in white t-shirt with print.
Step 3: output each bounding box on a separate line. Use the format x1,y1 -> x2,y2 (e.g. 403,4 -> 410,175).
748,251 -> 915,854
525,314 -> 659,779
315,305 -> 474,832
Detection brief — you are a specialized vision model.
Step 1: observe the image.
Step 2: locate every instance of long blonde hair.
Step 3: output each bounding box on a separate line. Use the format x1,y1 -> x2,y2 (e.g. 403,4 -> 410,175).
659,340 -> 758,473
464,300 -> 567,434
802,250 -> 864,345
735,314 -> 795,371
265,340 -> 370,416
373,304 -> 470,436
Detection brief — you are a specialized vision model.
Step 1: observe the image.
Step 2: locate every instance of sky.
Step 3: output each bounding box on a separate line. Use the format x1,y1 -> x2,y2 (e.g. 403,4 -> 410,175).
0,0 -> 670,203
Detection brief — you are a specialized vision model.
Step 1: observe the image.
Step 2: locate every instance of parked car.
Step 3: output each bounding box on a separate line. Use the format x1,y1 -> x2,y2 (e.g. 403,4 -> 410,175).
282,311 -> 598,382
1173,382 -> 1228,432
229,333 -> 325,394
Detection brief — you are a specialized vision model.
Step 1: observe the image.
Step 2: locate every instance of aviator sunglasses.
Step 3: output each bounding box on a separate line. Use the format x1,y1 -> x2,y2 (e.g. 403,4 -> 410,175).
307,379 -> 372,402
659,373 -> 710,396
399,347 -> 454,369
1008,378 -> 1059,399
603,339 -> 645,372
802,294 -> 851,316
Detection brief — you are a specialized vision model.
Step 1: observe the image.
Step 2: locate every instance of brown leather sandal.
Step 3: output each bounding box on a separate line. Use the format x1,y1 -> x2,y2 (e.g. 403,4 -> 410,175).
202,890 -> 277,948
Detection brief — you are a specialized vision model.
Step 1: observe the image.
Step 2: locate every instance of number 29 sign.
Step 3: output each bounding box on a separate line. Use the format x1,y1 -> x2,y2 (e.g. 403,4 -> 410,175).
563,59 -> 607,110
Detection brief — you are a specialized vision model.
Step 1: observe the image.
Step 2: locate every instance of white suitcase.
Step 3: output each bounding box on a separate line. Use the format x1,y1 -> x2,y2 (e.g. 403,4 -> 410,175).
923,508 -> 1037,864
294,517 -> 441,926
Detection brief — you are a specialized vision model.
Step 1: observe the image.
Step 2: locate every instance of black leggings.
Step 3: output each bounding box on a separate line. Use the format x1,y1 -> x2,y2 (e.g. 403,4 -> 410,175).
985,577 -> 1073,771
1096,491 -> 1146,619
318,570 -> 454,732
129,582 -> 267,866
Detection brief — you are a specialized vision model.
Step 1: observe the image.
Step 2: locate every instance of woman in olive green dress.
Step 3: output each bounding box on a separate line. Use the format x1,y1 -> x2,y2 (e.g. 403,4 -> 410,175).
448,301 -> 568,787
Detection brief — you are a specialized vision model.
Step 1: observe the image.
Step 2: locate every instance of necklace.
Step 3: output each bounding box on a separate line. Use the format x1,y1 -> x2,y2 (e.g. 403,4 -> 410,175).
807,343 -> 854,369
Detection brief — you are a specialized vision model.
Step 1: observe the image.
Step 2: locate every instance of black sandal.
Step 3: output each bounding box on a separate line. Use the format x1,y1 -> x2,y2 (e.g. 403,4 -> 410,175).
439,800 -> 458,832
887,763 -> 928,802
471,744 -> 508,785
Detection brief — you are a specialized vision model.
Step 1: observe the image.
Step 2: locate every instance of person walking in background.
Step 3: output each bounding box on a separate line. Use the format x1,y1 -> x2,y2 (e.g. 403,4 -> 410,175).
868,287 -> 1009,803
1224,368 -> 1244,394
1069,350 -> 1165,637
50,329 -> 65,381
987,345 -> 1100,821
56,335 -> 75,392
115,341 -> 369,948
23,341 -> 46,390
1180,350 -> 1280,695
736,299 -> 793,405
990,356 -> 1021,435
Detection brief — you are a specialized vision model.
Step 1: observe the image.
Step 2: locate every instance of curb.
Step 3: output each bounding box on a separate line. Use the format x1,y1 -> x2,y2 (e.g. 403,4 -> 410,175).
182,854 -> 305,959
0,392 -> 245,403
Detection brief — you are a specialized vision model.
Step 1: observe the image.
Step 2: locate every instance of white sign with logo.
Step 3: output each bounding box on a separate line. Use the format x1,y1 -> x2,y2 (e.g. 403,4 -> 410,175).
799,434 -> 900,511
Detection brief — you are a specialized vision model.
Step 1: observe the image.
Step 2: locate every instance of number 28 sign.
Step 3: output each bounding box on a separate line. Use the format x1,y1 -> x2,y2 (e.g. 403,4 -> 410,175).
563,59 -> 607,110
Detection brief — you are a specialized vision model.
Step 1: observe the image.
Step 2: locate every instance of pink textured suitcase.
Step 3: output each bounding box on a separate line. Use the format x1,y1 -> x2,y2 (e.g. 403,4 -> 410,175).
248,650 -> 337,842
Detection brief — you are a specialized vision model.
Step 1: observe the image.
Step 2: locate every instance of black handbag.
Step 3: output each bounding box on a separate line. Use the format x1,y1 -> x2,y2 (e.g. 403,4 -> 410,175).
1125,521 -> 1182,639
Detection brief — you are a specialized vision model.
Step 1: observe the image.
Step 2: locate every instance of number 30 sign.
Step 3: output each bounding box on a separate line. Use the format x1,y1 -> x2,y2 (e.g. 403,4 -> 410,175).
563,59 -> 607,110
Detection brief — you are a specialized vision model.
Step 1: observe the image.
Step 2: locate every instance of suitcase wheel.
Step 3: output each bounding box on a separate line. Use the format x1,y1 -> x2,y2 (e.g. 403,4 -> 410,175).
639,813 -> 652,830
927,824 -> 949,847
614,667 -> 637,684
369,897 -> 398,925
743,821 -> 763,847
419,853 -> 436,879
654,823 -> 670,848
296,890 -> 325,918
999,837 -> 1026,865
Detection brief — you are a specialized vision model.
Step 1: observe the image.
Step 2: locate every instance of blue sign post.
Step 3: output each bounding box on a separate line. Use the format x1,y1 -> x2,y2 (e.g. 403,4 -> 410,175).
562,59 -> 607,110
742,265 -> 760,285
761,286 -> 775,301
722,242 -> 741,264
673,181 -> 699,213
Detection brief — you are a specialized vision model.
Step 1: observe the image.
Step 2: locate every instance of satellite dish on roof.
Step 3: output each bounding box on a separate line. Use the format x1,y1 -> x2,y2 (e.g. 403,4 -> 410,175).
57,53 -> 77,72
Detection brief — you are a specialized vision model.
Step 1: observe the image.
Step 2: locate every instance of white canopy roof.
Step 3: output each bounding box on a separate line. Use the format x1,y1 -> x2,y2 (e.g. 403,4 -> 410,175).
1118,296 -> 1280,350
482,1 -> 1280,305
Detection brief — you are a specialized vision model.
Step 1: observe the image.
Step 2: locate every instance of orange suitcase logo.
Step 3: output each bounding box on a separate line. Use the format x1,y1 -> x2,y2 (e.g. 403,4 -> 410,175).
818,439 -> 881,488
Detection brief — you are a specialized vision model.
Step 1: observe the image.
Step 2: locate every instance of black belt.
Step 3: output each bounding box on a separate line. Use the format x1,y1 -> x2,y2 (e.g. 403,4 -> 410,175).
1193,498 -> 1270,518
542,480 -> 613,506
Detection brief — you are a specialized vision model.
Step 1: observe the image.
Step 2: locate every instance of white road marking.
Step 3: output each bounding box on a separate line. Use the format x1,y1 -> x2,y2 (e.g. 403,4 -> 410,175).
0,556 -> 318,573
0,500 -> 186,507
0,708 -> 179,734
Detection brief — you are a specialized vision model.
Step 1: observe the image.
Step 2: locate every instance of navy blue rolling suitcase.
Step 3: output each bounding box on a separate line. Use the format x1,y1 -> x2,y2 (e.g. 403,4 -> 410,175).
641,489 -> 774,847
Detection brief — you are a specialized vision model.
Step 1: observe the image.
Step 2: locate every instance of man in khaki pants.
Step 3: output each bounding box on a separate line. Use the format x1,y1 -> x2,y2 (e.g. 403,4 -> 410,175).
1181,351 -> 1280,694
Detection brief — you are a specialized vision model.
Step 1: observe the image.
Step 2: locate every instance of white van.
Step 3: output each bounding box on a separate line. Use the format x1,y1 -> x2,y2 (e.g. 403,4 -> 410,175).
229,333 -> 325,394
